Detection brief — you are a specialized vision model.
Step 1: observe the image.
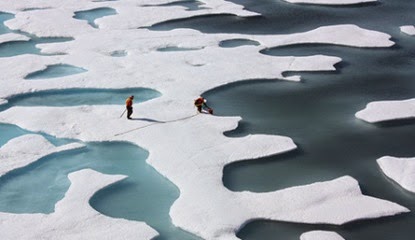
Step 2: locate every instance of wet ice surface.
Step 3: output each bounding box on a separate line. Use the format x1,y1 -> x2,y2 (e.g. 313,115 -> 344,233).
0,0 -> 414,240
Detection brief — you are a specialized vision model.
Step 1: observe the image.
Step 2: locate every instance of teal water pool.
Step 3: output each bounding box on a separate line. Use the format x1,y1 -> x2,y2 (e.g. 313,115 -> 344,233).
74,7 -> 117,28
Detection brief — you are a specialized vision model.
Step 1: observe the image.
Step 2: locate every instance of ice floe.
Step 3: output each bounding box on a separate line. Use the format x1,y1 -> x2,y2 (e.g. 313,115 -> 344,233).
355,98 -> 415,123
300,230 -> 345,240
0,33 -> 29,44
0,134 -> 84,176
0,0 -> 409,239
0,98 -> 7,106
0,169 -> 158,240
283,0 -> 376,5
377,156 -> 415,193
400,25 -> 415,36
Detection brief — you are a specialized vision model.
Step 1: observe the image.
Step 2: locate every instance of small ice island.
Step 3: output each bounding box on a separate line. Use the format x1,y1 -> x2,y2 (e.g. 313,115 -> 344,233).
283,0 -> 376,5
0,0 -> 412,239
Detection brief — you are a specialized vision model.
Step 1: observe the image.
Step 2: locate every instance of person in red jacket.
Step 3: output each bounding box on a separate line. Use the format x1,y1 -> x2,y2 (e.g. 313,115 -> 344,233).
125,95 -> 134,119
194,96 -> 213,114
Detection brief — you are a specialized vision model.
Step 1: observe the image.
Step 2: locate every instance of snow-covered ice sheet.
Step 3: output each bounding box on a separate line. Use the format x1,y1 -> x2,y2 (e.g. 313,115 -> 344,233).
377,156 -> 415,193
400,25 -> 415,36
283,0 -> 376,5
300,230 -> 345,240
355,98 -> 415,123
0,32 -> 29,44
0,0 -> 410,239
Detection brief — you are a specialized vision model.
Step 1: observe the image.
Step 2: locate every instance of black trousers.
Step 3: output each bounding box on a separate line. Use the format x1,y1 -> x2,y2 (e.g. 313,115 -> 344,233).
127,106 -> 133,119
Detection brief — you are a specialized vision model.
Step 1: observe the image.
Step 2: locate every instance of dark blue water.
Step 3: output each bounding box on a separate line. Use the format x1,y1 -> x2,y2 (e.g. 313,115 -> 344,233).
141,0 -> 207,11
110,50 -> 127,57
150,0 -> 415,35
74,7 -> 117,28
219,39 -> 260,48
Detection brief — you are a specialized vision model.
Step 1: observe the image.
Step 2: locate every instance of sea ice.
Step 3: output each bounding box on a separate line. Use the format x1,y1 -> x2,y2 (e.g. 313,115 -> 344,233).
283,0 -> 376,5
300,230 -> 345,240
377,156 -> 415,193
0,105 -> 409,239
0,0 -> 409,239
0,32 -> 29,44
0,169 -> 158,240
400,25 -> 415,36
355,98 -> 415,123
0,134 -> 84,177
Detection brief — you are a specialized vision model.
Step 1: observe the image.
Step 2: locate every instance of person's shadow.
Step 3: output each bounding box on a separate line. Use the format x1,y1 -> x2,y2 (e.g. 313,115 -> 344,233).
129,118 -> 165,123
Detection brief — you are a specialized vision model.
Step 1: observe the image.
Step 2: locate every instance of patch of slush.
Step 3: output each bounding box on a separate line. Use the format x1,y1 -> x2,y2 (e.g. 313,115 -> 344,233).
300,230 -> 345,240
282,0 -> 376,5
400,25 -> 415,36
157,45 -> 204,51
0,169 -> 158,239
377,156 -> 415,193
74,7 -> 117,29
110,49 -> 127,57
24,64 -> 87,80
355,98 -> 415,123
21,7 -> 51,12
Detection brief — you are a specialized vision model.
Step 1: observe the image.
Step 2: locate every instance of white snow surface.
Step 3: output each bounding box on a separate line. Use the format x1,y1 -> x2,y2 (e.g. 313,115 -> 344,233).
400,25 -> 415,36
283,0 -> 376,5
0,134 -> 84,176
377,156 -> 415,193
0,0 -> 409,239
0,169 -> 159,240
355,98 -> 415,123
0,32 -> 29,44
300,231 -> 345,240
